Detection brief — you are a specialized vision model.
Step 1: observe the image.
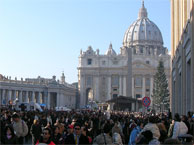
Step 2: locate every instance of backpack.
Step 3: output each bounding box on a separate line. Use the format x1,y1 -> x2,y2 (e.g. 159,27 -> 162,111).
21,120 -> 29,137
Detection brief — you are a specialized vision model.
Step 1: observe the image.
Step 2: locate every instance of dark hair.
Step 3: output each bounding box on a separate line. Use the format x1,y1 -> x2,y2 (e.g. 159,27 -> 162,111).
137,121 -> 143,126
103,123 -> 112,134
44,128 -> 52,135
142,130 -> 153,141
4,125 -> 15,136
74,123 -> 81,128
12,112 -> 20,119
148,116 -> 156,123
174,113 -> 181,122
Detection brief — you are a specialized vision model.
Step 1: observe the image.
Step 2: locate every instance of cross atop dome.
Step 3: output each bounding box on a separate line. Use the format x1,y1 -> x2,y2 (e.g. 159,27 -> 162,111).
142,0 -> 144,7
138,0 -> 148,19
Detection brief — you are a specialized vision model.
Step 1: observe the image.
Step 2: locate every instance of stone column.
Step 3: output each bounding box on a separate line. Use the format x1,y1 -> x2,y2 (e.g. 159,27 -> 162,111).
132,103 -> 135,111
57,93 -> 60,107
95,76 -> 99,101
19,91 -> 22,103
132,77 -> 134,98
0,89 -> 3,105
1,89 -> 5,105
32,91 -> 35,103
8,90 -> 12,102
25,91 -> 29,103
150,77 -> 154,106
123,76 -> 127,96
119,76 -> 122,96
142,77 -> 146,97
47,92 -> 50,109
80,75 -> 85,107
37,92 -> 41,104
121,76 -> 123,96
108,76 -> 111,100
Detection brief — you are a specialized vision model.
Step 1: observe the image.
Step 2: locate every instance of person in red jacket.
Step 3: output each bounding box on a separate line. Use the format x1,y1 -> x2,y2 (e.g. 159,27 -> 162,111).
36,128 -> 55,145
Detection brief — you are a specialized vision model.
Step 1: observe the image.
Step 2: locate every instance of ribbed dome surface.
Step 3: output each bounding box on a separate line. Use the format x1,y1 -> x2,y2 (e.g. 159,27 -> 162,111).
123,2 -> 163,46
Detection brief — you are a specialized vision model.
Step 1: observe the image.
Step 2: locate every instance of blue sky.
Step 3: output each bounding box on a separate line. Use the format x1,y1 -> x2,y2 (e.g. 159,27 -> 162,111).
0,0 -> 171,83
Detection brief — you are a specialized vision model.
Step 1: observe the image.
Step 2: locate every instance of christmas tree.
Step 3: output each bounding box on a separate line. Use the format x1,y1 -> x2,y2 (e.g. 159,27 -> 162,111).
152,60 -> 170,112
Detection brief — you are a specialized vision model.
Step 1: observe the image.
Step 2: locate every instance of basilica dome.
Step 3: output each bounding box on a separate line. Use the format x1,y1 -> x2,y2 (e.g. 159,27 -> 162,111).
105,43 -> 117,55
123,2 -> 163,47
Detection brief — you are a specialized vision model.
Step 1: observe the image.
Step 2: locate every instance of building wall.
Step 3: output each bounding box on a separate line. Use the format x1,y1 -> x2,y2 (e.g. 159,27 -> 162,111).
171,0 -> 194,115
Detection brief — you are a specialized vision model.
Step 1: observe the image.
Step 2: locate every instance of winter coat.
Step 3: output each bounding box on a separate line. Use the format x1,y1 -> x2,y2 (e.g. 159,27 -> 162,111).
93,133 -> 113,145
30,124 -> 42,144
141,123 -> 160,139
79,134 -> 90,144
172,121 -> 188,139
52,133 -> 61,145
112,132 -> 123,145
13,119 -> 28,138
2,134 -> 18,144
65,133 -> 75,145
128,126 -> 142,145
35,137 -> 55,145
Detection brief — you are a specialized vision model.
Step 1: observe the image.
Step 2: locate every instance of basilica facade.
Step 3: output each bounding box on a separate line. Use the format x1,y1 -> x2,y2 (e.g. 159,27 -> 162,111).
78,2 -> 171,110
0,73 -> 77,109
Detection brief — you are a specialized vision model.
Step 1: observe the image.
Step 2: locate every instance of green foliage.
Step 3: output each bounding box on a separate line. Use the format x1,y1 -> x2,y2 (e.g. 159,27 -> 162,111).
152,60 -> 170,112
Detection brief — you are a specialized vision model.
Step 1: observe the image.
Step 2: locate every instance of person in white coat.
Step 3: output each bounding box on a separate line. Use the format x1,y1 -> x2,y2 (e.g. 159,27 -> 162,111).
140,116 -> 160,140
172,113 -> 188,139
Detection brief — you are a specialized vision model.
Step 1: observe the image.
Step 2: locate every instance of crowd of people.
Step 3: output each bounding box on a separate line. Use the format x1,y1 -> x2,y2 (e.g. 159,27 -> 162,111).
0,107 -> 194,145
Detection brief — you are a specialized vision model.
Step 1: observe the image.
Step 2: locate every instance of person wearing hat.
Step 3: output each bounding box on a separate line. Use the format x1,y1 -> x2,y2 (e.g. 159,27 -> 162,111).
12,112 -> 28,144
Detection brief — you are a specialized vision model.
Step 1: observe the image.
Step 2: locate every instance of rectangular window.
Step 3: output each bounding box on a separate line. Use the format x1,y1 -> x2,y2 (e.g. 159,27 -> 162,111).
136,94 -> 141,99
113,94 -> 118,99
135,76 -> 142,87
145,78 -> 150,86
87,59 -> 92,65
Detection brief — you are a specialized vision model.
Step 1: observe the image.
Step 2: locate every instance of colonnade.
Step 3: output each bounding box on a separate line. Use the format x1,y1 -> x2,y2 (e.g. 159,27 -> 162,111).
0,89 -> 50,107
